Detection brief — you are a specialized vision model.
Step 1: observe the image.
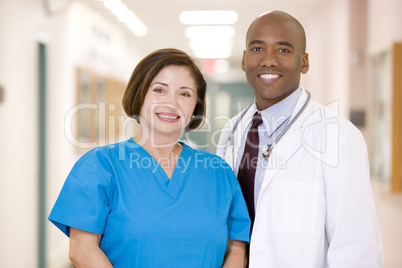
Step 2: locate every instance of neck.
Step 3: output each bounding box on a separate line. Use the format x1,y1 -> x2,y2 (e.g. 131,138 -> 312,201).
134,126 -> 181,156
256,88 -> 299,110
134,129 -> 183,179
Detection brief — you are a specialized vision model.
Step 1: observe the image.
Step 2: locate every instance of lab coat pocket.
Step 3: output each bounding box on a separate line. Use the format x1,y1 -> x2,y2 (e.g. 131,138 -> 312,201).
270,180 -> 324,235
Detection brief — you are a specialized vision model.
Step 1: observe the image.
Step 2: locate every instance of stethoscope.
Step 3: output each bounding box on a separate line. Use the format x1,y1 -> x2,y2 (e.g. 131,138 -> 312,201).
227,90 -> 311,169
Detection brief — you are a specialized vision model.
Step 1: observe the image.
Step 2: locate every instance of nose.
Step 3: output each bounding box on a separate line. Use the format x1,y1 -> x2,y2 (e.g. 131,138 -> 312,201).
165,92 -> 179,107
261,49 -> 278,68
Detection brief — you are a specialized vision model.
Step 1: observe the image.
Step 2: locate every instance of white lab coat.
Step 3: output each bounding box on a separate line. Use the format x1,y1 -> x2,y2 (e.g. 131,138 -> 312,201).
217,89 -> 383,268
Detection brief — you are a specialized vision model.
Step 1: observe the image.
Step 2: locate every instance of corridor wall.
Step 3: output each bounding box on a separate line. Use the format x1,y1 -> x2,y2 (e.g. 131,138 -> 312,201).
0,1 -> 141,267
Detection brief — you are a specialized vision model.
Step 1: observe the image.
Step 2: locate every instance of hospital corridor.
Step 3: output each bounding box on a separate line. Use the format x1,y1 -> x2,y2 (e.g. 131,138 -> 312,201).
1,0 -> 402,267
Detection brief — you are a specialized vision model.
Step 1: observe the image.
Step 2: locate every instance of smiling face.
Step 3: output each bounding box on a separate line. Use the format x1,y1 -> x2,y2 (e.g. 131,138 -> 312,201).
139,65 -> 197,139
242,11 -> 309,110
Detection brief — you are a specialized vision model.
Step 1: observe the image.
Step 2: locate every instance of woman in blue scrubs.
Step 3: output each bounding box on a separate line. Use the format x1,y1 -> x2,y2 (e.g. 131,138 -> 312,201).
49,48 -> 251,267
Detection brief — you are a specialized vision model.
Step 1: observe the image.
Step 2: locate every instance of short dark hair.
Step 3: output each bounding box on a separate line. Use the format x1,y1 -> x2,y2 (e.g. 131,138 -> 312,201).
122,48 -> 206,132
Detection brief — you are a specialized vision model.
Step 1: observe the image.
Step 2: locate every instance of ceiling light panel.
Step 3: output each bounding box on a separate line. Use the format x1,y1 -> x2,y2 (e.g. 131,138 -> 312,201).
179,10 -> 238,25
99,0 -> 148,36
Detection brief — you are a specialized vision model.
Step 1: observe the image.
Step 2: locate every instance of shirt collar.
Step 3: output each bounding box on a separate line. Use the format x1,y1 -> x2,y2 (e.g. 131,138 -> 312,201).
253,88 -> 302,136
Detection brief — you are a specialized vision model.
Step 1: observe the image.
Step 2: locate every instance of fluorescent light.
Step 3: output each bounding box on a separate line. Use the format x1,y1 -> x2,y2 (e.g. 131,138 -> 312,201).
103,0 -> 121,10
185,26 -> 235,40
181,11 -> 237,59
110,3 -> 128,17
125,17 -> 148,36
116,9 -> 134,23
185,26 -> 235,58
180,10 -> 238,25
101,0 -> 147,36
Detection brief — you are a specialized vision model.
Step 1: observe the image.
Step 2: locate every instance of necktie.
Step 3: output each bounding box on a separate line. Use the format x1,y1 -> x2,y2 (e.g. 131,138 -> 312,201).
237,112 -> 263,227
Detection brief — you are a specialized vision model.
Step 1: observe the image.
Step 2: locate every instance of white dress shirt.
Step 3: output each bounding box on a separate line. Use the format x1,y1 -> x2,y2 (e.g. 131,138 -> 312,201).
237,88 -> 302,211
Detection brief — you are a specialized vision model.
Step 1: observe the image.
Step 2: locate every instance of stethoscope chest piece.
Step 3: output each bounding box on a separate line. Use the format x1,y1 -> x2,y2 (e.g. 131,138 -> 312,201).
262,144 -> 273,159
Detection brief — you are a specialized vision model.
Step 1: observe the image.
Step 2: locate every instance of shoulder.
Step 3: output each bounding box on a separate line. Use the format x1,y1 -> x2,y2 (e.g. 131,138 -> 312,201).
303,100 -> 366,145
218,103 -> 255,132
304,100 -> 361,130
183,144 -> 232,170
217,104 -> 255,149
230,104 -> 255,125
184,144 -> 240,189
185,144 -> 227,161
72,140 -> 130,178
78,142 -> 120,164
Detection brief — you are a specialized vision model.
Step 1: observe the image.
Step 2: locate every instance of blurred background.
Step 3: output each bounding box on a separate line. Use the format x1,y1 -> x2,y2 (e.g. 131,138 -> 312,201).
1,0 -> 402,267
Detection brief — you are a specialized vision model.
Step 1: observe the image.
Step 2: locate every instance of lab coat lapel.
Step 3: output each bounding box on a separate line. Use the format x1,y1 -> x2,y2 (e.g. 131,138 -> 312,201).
260,89 -> 309,190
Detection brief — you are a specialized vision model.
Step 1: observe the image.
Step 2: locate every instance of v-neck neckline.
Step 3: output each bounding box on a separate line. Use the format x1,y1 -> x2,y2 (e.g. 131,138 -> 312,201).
127,138 -> 190,199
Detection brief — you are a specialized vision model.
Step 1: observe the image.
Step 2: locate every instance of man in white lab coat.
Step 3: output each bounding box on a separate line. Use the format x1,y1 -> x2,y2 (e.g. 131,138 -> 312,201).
216,10 -> 383,267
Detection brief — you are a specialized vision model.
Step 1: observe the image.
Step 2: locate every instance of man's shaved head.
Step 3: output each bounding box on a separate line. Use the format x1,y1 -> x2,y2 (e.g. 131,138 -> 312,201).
246,10 -> 307,52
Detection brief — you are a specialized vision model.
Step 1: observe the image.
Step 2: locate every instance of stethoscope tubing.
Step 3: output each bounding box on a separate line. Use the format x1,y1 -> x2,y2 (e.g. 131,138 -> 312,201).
227,90 -> 311,169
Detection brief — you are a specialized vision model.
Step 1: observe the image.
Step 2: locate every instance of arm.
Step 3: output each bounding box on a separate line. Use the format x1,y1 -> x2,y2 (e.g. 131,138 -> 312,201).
222,239 -> 247,268
69,227 -> 113,268
324,122 -> 383,267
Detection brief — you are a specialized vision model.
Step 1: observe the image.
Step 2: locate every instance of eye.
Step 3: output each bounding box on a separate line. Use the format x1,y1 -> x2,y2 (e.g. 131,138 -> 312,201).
179,91 -> 191,97
153,87 -> 165,93
251,47 -> 262,52
278,48 -> 290,53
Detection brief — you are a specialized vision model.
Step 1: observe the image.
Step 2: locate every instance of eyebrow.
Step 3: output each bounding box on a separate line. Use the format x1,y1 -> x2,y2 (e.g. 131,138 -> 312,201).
151,82 -> 195,92
248,40 -> 264,46
277,41 -> 294,49
248,40 -> 295,49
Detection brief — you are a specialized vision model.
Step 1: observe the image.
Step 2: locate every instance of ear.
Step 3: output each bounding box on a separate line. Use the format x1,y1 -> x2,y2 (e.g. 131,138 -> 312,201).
301,53 -> 309,74
241,50 -> 246,72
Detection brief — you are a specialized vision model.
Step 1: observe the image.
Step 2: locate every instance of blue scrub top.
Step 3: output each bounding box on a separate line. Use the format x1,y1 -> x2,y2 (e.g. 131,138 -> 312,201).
49,138 -> 250,267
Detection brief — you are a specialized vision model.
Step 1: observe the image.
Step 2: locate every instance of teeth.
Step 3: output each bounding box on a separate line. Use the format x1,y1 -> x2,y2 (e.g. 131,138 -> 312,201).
260,74 -> 280,79
158,114 -> 179,119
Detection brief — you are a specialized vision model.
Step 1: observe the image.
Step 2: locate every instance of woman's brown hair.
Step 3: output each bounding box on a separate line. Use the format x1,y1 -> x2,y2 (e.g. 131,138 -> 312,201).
122,48 -> 206,132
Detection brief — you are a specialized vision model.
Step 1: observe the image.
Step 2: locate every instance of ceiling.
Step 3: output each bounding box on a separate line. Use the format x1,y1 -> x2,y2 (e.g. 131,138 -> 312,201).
92,0 -> 328,76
